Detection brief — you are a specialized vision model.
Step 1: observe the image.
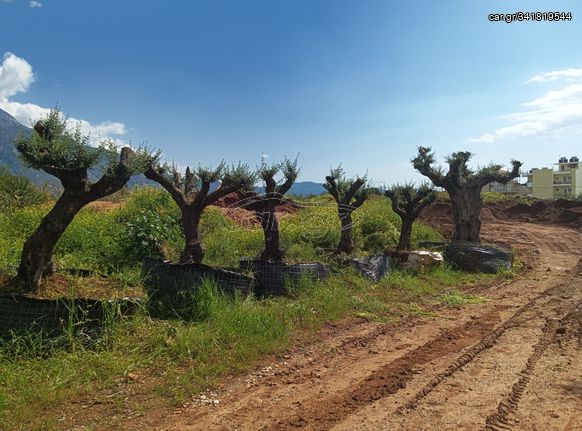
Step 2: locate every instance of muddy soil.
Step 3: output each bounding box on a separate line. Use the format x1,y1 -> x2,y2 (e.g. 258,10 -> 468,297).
143,220 -> 582,431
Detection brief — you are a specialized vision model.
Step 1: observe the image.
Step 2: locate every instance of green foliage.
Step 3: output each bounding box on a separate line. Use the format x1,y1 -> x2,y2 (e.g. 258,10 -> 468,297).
56,208 -> 125,270
413,146 -> 522,187
481,192 -> 533,205
198,207 -> 262,267
437,289 -> 487,307
0,189 -> 444,277
0,205 -> 46,272
0,167 -> 49,210
384,182 -> 436,207
354,198 -> 399,253
15,108 -> 158,178
280,205 -> 339,257
16,108 -> 99,171
258,157 -> 300,189
116,188 -> 183,263
154,161 -> 256,202
353,197 -> 443,253
323,165 -> 371,205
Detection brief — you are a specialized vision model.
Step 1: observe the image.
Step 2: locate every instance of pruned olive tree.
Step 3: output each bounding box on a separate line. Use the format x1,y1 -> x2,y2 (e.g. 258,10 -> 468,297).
412,147 -> 522,243
242,158 -> 299,261
323,166 -> 371,254
384,183 -> 437,251
13,108 -> 157,292
145,162 -> 256,264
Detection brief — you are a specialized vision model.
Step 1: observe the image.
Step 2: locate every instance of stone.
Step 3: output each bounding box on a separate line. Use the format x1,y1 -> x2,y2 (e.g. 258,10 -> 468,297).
443,244 -> 512,274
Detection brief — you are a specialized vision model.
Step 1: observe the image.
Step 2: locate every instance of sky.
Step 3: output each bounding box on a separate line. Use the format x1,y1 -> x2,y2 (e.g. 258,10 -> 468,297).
1,0 -> 582,185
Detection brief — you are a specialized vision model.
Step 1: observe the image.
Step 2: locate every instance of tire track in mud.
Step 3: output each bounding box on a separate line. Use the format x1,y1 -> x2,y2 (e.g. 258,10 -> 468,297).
266,309 -> 503,431
484,297 -> 582,431
271,259 -> 582,431
398,272 -> 582,414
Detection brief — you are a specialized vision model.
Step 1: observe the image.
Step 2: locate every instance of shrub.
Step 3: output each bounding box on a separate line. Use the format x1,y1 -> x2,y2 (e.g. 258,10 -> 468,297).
0,167 -> 49,211
116,188 -> 183,264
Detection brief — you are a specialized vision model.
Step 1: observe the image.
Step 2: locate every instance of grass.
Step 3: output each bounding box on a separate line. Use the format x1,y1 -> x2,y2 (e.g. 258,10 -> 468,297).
0,187 -> 508,430
0,265 -> 498,430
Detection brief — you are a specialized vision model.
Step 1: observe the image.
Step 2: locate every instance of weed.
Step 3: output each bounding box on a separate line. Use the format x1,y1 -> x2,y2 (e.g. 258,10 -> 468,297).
437,289 -> 487,307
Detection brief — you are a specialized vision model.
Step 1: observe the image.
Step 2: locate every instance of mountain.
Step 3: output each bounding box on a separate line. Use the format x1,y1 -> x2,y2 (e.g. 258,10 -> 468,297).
0,109 -> 59,184
0,107 -> 29,171
254,181 -> 325,197
288,181 -> 325,197
0,108 -> 152,187
1,109 -> 326,195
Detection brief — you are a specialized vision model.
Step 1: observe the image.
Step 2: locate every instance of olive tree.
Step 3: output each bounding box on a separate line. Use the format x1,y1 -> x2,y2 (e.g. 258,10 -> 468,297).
13,108 -> 157,292
384,183 -> 437,251
145,162 -> 255,264
412,147 -> 522,243
242,158 -> 299,261
323,166 -> 371,254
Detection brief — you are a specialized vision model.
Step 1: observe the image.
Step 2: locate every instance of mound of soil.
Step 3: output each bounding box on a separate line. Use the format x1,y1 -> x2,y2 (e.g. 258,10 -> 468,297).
86,200 -> 122,212
213,192 -> 300,228
421,197 -> 582,236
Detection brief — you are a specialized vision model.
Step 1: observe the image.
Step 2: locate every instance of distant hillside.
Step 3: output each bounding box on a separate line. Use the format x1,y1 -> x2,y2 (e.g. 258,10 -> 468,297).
0,108 -> 53,183
0,108 -> 153,187
255,181 -> 325,197
288,181 -> 325,197
2,109 -> 326,195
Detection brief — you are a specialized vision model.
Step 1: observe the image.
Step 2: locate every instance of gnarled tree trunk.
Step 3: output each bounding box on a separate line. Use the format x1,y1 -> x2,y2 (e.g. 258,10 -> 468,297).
180,208 -> 203,264
258,209 -> 283,261
449,184 -> 483,243
337,211 -> 355,254
16,192 -> 86,291
396,218 -> 414,251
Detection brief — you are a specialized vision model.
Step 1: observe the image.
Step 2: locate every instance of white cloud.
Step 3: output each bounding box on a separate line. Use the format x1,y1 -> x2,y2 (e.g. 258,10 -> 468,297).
527,68 -> 582,84
0,52 -> 127,146
465,133 -> 494,144
466,68 -> 582,144
0,52 -> 35,100
29,1 -> 42,7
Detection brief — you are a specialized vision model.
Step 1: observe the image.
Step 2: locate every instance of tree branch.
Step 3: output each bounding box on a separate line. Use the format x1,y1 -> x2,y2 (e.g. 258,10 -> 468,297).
323,175 -> 340,203
275,174 -> 294,196
411,193 -> 437,218
144,165 -> 186,207
89,147 -> 134,199
343,178 -> 365,205
412,146 -> 447,187
476,160 -> 523,187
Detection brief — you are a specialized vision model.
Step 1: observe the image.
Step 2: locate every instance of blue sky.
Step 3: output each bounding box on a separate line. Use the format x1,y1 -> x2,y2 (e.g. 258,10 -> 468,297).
1,0 -> 582,184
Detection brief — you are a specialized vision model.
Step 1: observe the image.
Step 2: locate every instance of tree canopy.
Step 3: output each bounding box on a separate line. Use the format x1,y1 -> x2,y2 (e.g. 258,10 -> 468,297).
16,108 -> 157,195
412,146 -> 522,189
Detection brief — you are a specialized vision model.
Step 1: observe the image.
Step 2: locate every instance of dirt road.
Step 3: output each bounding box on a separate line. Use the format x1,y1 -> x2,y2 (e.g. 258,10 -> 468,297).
158,221 -> 582,431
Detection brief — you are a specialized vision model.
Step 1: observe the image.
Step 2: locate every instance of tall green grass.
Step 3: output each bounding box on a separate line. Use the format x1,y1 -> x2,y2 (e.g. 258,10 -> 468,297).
0,188 -> 443,274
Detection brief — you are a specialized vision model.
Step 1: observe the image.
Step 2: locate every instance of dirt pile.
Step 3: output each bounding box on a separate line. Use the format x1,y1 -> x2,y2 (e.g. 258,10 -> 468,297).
501,199 -> 582,228
421,198 -> 582,236
213,192 -> 300,228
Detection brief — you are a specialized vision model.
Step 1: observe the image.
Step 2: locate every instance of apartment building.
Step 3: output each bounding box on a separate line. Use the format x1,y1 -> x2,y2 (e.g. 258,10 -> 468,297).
524,156 -> 581,199
482,178 -> 529,195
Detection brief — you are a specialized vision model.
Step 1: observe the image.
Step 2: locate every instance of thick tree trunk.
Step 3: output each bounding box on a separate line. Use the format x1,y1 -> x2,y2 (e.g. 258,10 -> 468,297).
337,211 -> 355,254
15,192 -> 85,292
259,210 -> 283,261
396,218 -> 414,251
180,208 -> 203,264
450,186 -> 483,243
